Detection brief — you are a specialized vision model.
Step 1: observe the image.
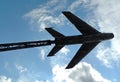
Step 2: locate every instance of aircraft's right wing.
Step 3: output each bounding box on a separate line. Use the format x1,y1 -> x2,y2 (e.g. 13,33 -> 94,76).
66,41 -> 100,69
62,11 -> 100,35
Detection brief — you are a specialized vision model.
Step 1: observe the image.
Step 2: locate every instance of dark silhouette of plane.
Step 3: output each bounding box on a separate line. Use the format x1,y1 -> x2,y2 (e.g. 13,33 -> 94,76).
46,11 -> 114,69
0,11 -> 114,69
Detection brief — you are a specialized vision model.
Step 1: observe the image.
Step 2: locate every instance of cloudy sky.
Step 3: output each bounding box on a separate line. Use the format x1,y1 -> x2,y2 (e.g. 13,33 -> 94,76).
0,0 -> 120,82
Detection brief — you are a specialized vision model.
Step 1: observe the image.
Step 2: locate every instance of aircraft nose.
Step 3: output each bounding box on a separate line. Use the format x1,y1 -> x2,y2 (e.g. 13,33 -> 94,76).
111,33 -> 114,38
110,33 -> 114,39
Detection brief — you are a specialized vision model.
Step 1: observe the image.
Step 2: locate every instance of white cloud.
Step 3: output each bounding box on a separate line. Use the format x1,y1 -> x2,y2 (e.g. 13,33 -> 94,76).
39,46 -> 52,60
24,0 -> 66,31
68,0 -> 83,11
52,62 -> 111,82
85,0 -> 120,67
35,80 -> 50,82
15,64 -> 27,73
35,80 -> 43,82
60,47 -> 70,55
49,46 -> 70,66
17,73 -> 50,82
0,76 -> 12,82
17,75 -> 31,82
96,45 -> 120,68
68,0 -> 90,11
39,49 -> 46,60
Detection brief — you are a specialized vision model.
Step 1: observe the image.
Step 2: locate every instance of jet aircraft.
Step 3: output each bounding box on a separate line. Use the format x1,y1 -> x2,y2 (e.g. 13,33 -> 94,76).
0,11 -> 114,69
46,11 -> 114,69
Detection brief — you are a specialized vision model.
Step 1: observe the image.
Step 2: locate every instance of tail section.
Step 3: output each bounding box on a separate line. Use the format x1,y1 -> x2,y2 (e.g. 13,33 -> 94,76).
46,28 -> 65,56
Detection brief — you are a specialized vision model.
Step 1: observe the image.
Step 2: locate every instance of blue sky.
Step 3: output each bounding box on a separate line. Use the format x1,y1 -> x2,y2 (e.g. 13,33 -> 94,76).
0,0 -> 120,82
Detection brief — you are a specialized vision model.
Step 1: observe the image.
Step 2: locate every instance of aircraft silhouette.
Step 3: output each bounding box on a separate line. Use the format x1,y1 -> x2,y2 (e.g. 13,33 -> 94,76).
46,11 -> 114,69
0,11 -> 114,69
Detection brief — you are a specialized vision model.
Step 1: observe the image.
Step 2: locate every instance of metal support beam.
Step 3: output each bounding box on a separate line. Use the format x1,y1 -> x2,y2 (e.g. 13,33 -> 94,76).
0,40 -> 54,52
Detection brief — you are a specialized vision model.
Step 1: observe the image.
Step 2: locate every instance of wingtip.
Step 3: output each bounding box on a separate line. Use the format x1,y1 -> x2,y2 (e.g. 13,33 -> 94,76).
47,52 -> 54,57
65,67 -> 70,69
62,11 -> 71,14
65,65 -> 73,69
45,28 -> 48,30
45,27 -> 52,30
47,54 -> 53,57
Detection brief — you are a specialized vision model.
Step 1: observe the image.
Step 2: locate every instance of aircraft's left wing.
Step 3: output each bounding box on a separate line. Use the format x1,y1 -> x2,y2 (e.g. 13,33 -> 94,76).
62,11 -> 100,35
66,42 -> 100,69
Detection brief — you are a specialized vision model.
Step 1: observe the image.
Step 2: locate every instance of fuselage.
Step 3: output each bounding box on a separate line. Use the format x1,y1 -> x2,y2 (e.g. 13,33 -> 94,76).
54,33 -> 114,45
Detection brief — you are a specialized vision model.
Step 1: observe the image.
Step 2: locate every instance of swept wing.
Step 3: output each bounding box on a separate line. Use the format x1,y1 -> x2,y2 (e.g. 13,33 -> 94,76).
62,11 -> 101,69
66,42 -> 100,69
62,11 -> 100,35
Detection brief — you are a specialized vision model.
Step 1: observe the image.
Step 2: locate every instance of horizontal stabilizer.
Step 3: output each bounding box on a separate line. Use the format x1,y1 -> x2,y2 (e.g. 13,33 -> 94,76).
47,45 -> 64,56
45,28 -> 65,38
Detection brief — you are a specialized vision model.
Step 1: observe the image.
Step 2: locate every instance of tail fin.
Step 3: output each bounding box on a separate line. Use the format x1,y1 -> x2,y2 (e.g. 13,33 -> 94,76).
45,28 -> 65,38
46,28 -> 65,56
